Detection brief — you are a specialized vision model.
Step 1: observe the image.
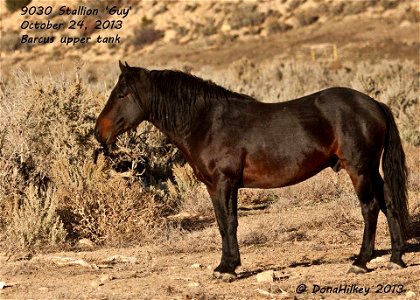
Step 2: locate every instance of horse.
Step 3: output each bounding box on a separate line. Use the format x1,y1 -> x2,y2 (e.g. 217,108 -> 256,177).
95,61 -> 409,279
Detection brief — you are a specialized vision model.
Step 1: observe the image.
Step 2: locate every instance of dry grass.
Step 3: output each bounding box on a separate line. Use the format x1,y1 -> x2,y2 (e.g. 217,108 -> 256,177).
0,57 -> 418,253
8,184 -> 67,250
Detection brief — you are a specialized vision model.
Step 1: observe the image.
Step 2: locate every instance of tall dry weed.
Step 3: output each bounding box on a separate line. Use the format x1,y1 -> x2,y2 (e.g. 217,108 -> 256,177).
8,184 -> 67,250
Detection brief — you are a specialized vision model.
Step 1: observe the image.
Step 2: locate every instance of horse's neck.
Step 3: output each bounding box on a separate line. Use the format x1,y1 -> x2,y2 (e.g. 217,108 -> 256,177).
148,91 -> 213,138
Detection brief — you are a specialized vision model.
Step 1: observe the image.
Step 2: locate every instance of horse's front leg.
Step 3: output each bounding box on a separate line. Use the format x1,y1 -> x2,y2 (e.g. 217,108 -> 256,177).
207,177 -> 240,280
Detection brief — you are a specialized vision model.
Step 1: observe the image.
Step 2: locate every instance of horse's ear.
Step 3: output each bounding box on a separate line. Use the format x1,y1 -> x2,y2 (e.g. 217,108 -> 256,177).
119,60 -> 126,73
125,61 -> 130,68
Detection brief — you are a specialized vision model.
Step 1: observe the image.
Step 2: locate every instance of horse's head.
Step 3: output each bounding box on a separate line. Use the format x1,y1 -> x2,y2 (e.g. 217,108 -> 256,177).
95,61 -> 148,147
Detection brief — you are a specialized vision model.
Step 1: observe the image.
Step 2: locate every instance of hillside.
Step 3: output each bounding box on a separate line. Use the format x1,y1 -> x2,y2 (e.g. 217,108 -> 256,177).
0,0 -> 419,71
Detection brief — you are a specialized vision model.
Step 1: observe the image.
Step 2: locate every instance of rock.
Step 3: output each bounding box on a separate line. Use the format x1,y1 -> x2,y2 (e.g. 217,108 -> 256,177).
256,270 -> 274,283
221,23 -> 231,33
0,282 -> 5,289
163,29 -> 177,43
188,282 -> 200,287
190,263 -> 203,269
78,238 -> 95,249
100,274 -> 114,283
370,256 -> 387,263
406,291 -> 416,298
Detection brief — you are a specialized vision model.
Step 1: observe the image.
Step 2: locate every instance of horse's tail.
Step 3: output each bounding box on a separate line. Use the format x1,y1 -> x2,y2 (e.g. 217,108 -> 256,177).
378,102 -> 409,240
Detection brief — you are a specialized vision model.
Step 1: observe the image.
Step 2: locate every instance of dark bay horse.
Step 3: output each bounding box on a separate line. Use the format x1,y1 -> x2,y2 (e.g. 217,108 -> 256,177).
95,61 -> 409,278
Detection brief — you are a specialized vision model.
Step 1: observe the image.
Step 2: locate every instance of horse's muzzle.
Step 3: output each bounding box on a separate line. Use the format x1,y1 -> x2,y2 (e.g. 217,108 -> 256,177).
94,126 -> 110,143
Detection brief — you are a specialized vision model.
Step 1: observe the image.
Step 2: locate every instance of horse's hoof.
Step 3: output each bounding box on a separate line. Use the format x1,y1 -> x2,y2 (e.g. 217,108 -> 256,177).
347,265 -> 367,274
386,262 -> 404,270
213,271 -> 237,282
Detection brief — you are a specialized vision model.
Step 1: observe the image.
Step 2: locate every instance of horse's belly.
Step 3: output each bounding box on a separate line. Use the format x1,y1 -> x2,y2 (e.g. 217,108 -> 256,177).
242,152 -> 329,189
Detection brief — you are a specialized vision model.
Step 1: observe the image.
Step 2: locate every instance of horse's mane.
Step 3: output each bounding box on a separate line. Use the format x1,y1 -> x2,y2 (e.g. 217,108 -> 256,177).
146,69 -> 257,135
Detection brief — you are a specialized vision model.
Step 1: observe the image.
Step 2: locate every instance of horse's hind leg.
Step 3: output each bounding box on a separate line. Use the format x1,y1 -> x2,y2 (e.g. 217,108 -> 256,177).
348,171 -> 380,273
375,176 -> 407,268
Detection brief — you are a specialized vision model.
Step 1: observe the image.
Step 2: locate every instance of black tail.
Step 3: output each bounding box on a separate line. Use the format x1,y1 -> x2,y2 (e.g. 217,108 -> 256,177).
378,102 -> 409,240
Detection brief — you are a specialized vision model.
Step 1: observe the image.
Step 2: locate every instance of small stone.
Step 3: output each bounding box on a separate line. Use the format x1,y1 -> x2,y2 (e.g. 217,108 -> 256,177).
406,291 -> 416,298
163,29 -> 177,43
221,23 -> 231,33
190,263 -> 202,269
100,274 -> 114,283
78,238 -> 95,249
0,282 -> 6,289
188,282 -> 200,287
370,256 -> 387,263
256,270 -> 274,283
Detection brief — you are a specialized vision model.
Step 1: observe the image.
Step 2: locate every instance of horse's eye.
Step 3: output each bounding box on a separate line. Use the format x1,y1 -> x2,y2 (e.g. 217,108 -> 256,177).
118,94 -> 125,99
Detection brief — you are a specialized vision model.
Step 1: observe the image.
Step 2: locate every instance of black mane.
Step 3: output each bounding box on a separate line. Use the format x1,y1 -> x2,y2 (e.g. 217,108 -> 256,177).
146,69 -> 257,135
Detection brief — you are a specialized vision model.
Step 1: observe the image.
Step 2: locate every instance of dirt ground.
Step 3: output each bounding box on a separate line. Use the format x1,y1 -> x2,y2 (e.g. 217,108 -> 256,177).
1,202 -> 419,300
1,4 -> 419,300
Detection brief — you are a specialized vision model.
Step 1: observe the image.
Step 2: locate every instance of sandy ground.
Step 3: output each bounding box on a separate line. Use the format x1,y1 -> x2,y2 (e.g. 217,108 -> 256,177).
1,205 -> 419,299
